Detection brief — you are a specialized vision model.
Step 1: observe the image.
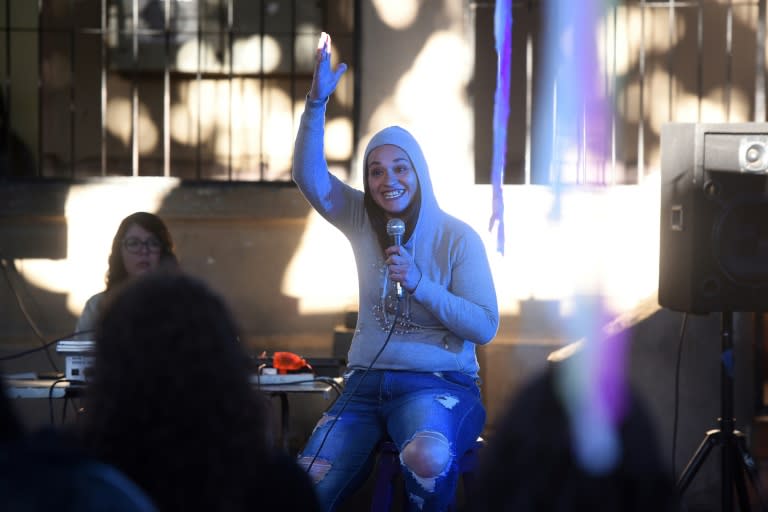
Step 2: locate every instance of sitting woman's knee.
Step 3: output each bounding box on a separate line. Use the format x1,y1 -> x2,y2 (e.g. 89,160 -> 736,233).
400,431 -> 451,478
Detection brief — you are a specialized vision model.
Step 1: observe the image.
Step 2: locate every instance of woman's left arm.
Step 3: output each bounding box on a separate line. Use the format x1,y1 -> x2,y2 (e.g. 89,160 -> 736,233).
410,234 -> 499,345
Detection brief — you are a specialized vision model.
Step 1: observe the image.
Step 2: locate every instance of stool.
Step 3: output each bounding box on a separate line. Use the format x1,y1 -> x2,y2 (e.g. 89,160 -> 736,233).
370,436 -> 484,512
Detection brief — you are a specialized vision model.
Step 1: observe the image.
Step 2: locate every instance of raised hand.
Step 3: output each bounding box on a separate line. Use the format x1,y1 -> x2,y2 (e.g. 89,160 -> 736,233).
309,32 -> 348,102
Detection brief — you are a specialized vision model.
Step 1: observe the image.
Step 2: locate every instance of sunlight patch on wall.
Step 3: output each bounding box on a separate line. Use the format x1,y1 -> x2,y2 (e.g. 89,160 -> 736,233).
282,205 -> 358,314
170,80 -> 222,145
171,79 -> 299,179
176,39 -> 218,73
260,88 -> 296,180
732,1 -> 762,28
232,35 -> 282,74
325,117 -> 354,162
457,182 -> 660,319
175,35 -> 283,74
105,96 -> 159,154
371,0 -> 420,30
674,87 -> 751,124
281,182 -> 661,319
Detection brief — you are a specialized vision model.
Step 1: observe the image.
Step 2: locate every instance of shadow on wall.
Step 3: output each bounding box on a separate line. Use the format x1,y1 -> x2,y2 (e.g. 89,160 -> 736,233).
0,180 -> 351,369
0,182 -> 75,349
153,182 -> 348,356
0,77 -> 35,179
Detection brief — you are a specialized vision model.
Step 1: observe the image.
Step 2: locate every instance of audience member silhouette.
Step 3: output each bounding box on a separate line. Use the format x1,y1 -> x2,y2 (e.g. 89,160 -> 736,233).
78,272 -> 321,511
0,371 -> 157,511
464,361 -> 679,512
0,371 -> 23,442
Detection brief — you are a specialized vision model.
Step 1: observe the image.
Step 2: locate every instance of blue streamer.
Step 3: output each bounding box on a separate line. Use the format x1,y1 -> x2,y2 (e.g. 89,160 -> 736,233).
488,0 -> 512,255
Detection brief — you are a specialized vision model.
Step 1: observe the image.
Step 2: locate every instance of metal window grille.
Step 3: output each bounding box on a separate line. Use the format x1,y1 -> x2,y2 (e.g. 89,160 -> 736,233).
473,0 -> 768,185
2,1 -> 766,185
0,0 -> 356,181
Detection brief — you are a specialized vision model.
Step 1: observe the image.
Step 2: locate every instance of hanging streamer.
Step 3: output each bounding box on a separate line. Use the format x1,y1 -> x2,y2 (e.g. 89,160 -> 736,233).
543,0 -> 623,475
488,0 -> 512,255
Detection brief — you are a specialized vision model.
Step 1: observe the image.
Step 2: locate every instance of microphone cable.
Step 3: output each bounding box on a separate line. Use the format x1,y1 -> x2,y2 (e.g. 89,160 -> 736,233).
48,376 -> 71,425
671,311 -> 689,479
303,297 -> 402,475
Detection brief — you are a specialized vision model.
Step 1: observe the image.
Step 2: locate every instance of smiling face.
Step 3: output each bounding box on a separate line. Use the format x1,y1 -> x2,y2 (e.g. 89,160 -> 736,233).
366,144 -> 419,218
121,223 -> 163,278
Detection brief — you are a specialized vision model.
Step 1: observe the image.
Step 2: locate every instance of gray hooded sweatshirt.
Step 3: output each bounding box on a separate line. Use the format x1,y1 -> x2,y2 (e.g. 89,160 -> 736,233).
293,97 -> 499,379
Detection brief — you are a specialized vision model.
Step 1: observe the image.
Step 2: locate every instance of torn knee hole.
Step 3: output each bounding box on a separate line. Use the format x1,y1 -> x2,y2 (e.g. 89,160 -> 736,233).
297,456 -> 332,483
401,431 -> 450,478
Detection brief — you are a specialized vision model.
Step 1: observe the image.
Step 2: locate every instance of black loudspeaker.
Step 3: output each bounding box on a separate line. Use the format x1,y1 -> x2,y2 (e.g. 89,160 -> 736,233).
659,123 -> 768,314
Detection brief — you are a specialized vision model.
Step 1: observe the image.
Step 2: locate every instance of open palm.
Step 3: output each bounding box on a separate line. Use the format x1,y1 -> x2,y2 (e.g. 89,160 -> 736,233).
309,32 -> 348,102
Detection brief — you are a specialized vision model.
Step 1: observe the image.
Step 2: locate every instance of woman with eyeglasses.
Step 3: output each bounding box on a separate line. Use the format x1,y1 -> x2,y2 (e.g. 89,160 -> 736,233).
75,212 -> 178,337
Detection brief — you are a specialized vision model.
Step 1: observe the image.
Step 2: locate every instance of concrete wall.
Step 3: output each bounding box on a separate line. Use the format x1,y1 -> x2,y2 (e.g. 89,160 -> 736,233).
0,173 -> 756,512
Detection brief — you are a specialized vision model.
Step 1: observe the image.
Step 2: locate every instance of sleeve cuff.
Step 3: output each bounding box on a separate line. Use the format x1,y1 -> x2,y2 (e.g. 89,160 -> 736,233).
306,95 -> 329,109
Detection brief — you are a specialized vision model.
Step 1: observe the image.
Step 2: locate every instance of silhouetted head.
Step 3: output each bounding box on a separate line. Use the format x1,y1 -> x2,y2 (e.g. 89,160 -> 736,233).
468,365 -> 679,512
83,272 -> 271,510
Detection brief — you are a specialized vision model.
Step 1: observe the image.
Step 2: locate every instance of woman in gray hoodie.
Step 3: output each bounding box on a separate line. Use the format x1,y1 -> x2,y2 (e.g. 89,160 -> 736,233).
293,32 -> 499,512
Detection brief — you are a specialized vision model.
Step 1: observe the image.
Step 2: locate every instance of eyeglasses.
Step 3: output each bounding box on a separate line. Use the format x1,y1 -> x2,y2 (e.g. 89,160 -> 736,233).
122,237 -> 163,254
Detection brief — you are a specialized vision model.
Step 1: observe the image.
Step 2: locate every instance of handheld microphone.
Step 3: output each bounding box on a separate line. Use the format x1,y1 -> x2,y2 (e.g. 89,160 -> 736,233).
386,218 -> 406,298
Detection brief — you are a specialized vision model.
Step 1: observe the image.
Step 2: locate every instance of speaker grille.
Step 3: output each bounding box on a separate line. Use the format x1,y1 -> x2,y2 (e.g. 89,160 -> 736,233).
715,199 -> 768,286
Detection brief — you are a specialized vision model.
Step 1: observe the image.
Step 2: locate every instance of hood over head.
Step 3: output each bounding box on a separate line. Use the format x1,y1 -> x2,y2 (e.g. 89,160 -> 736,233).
362,126 -> 438,248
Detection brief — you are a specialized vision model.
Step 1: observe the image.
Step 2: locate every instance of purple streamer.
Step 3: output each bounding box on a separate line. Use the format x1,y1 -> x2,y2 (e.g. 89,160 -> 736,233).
488,0 -> 512,255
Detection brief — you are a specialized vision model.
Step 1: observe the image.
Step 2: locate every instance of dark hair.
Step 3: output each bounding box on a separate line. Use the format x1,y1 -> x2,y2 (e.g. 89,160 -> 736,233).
0,372 -> 24,442
466,365 -> 679,512
105,212 -> 177,291
81,273 -> 273,511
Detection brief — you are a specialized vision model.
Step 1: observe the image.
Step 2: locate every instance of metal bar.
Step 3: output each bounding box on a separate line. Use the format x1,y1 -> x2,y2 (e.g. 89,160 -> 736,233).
524,30 -> 532,185
352,0 -> 361,176
726,0 -> 733,121
100,0 -> 107,175
289,0 -> 296,183
163,0 -> 170,177
668,0 -> 675,123
259,0 -> 265,180
228,0 -> 233,180
638,0 -> 646,183
756,0 -> 766,121
131,0 -> 138,176
610,3 -> 617,186
696,0 -> 703,120
4,0 -> 11,178
196,0 -> 201,180
69,0 -> 75,177
37,0 -> 42,176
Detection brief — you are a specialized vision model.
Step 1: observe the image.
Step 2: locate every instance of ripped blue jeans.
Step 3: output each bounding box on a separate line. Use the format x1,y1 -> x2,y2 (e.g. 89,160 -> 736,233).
297,369 -> 485,512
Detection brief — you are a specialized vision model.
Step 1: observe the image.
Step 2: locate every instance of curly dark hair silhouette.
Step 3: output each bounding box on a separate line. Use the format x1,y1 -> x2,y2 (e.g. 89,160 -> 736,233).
79,272 -> 320,511
1,371 -> 156,511
0,370 -> 23,442
464,363 -> 679,512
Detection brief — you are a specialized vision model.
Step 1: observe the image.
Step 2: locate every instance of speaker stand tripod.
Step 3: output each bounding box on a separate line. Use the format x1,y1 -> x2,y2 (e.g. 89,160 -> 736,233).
677,311 -> 767,511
